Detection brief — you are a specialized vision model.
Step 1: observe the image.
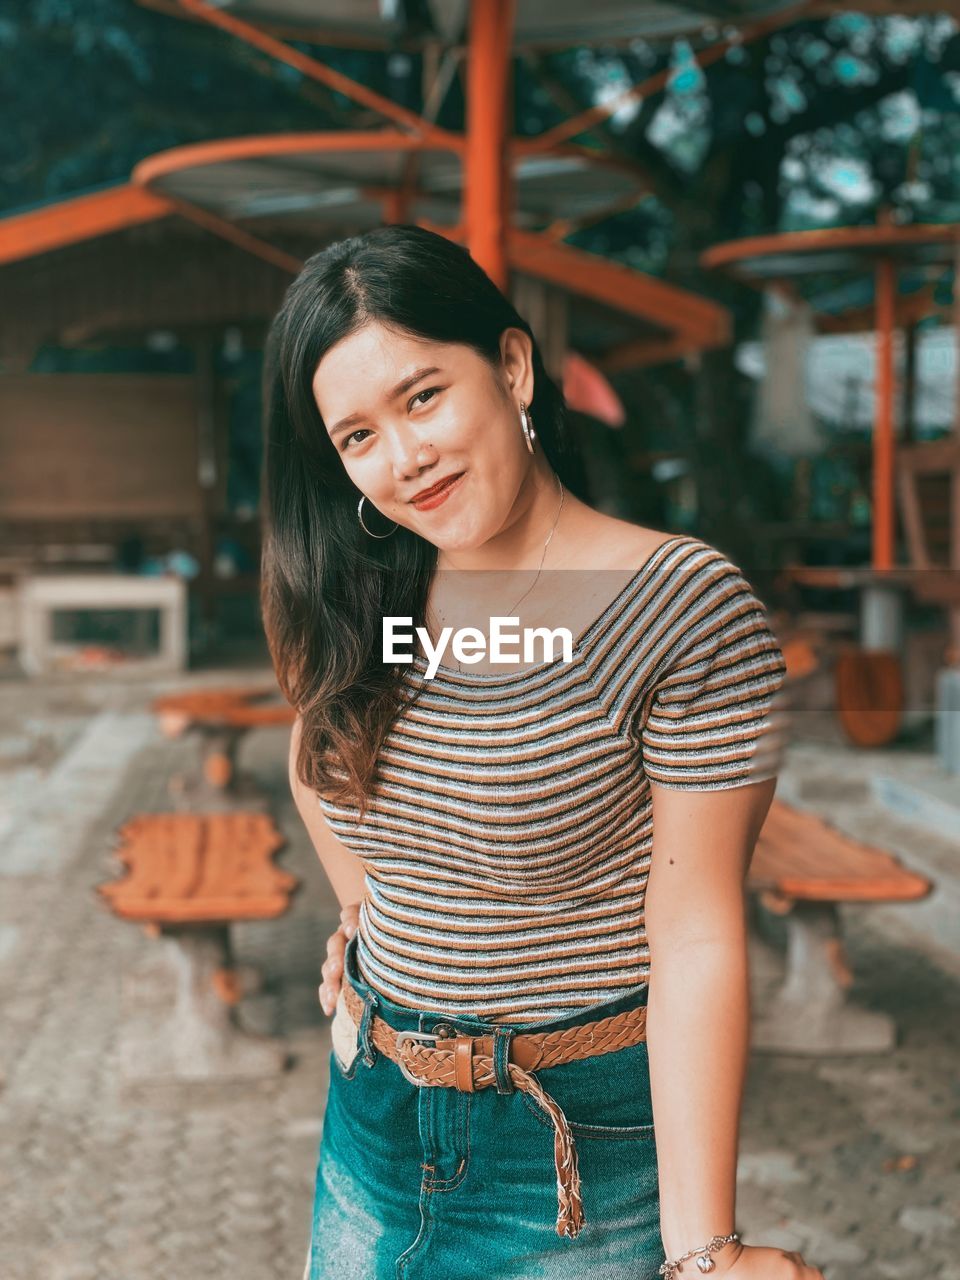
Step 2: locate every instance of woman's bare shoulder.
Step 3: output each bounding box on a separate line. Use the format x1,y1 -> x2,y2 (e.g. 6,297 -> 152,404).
570,510 -> 689,571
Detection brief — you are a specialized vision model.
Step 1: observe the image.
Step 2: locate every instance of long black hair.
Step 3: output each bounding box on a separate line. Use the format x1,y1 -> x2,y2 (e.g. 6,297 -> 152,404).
261,223 -> 584,813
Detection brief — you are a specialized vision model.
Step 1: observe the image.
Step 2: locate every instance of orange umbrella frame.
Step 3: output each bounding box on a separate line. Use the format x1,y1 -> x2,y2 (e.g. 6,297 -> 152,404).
0,130 -> 731,363
702,221 -> 960,571
2,0 -> 829,367
1,0 -> 946,374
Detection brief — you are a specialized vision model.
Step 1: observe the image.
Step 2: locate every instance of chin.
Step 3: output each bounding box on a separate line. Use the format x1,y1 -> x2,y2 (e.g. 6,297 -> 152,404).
428,524 -> 490,553
432,536 -> 480,553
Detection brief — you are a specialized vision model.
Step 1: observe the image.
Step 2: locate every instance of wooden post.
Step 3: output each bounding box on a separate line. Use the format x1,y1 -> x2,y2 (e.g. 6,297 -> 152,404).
194,334 -> 219,629
382,190 -> 409,224
903,322 -> 917,445
951,240 -> 960,661
510,277 -> 568,381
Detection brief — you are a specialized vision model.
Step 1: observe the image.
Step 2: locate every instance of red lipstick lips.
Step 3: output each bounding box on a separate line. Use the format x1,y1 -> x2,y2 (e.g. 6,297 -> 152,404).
409,472 -> 465,510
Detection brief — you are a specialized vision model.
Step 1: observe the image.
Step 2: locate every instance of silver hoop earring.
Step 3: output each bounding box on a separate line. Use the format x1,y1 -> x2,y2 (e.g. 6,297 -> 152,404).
519,401 -> 536,454
357,495 -> 398,539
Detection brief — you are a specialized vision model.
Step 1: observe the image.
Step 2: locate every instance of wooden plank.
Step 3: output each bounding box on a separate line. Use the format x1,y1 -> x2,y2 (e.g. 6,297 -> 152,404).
97,812 -> 297,923
748,800 -> 932,904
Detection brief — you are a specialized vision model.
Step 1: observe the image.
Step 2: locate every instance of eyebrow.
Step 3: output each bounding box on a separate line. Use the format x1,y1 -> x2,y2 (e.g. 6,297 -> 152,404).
326,366 -> 443,437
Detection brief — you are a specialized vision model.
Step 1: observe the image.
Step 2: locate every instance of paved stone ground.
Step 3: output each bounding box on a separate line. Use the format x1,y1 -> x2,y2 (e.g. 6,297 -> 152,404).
0,673 -> 957,1280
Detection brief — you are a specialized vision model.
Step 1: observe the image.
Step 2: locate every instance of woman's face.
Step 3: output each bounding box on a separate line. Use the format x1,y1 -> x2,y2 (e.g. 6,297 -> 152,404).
311,320 -> 537,550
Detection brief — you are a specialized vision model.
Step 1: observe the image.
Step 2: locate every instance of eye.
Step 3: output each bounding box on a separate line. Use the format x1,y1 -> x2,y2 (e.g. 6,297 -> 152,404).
409,386 -> 441,411
341,428 -> 372,451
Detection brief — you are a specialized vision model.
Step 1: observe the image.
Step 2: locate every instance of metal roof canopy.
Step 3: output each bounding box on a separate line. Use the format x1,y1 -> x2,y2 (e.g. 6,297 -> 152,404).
133,132 -> 647,231
703,226 -> 960,280
141,0 -> 812,49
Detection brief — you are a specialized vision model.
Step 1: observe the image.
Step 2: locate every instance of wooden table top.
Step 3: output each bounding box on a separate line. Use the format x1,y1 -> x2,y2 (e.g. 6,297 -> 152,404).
748,800 -> 931,906
97,812 -> 298,923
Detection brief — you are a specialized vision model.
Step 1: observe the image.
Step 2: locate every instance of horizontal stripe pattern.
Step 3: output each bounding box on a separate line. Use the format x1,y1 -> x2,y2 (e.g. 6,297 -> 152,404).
318,535 -> 788,1022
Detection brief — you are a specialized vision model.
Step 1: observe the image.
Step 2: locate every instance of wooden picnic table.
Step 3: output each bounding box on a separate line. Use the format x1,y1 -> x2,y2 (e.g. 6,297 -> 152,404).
746,798 -> 931,1054
96,810 -> 299,1079
783,564 -> 916,747
152,686 -> 296,793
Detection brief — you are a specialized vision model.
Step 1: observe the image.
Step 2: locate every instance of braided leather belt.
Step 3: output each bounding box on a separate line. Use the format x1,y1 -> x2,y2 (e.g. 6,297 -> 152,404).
340,976 -> 648,1239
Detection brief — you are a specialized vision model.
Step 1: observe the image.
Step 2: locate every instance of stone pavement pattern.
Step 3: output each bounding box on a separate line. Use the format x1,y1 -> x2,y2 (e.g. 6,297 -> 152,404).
0,676 -> 957,1280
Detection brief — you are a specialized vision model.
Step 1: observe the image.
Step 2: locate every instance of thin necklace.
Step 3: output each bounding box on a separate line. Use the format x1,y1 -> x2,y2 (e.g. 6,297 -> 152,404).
429,473 -> 565,673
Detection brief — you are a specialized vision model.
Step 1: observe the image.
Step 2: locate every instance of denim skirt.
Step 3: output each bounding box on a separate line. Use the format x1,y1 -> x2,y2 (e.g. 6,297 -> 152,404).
305,931 -> 665,1280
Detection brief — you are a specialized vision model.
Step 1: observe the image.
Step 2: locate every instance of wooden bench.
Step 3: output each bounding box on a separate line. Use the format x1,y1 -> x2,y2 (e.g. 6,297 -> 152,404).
96,811 -> 300,1078
746,799 -> 931,1054
152,686 -> 296,794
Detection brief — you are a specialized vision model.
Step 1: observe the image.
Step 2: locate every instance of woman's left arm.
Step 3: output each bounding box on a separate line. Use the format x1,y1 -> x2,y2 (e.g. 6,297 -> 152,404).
643,775 -> 777,1273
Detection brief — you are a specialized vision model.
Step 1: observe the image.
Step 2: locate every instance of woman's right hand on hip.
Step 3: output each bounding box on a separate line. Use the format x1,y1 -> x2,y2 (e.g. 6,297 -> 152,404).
318,902 -> 360,1016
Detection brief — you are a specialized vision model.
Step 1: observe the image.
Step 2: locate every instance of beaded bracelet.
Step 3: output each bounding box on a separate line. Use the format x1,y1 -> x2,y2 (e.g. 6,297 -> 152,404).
658,1231 -> 741,1277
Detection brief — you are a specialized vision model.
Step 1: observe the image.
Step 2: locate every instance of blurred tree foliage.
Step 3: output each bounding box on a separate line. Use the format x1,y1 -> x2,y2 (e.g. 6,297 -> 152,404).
534,13 -> 960,557
0,0 -> 380,209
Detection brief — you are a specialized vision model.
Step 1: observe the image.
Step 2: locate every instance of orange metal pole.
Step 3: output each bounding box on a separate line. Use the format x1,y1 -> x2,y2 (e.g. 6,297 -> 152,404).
132,131 -> 458,184
874,255 -> 897,570
465,0 -> 515,289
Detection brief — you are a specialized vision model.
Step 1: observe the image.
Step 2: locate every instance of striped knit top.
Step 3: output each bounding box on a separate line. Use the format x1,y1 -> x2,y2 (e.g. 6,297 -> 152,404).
317,534 -> 788,1023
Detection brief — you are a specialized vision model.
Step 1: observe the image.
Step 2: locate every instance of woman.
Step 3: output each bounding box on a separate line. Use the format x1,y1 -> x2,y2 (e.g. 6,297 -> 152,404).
262,224 -> 822,1280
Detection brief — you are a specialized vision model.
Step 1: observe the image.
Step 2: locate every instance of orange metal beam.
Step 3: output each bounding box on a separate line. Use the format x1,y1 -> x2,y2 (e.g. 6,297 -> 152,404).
542,191 -> 651,242
702,222 -> 960,271
0,185 -> 173,266
525,1 -> 815,153
0,155 -> 729,364
815,285 -> 946,335
145,190 -> 304,274
512,138 -> 650,176
174,0 -> 458,146
132,130 -> 458,187
129,131 -> 466,265
419,221 -> 726,354
508,228 -> 730,349
874,255 -> 897,571
465,0 -> 515,288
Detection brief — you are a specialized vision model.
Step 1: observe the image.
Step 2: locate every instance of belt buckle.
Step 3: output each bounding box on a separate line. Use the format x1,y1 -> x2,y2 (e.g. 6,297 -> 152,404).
394,1030 -> 441,1086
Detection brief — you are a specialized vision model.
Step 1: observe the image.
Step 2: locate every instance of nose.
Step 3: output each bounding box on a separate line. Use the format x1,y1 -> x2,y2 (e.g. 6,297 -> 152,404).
390,428 -> 438,481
